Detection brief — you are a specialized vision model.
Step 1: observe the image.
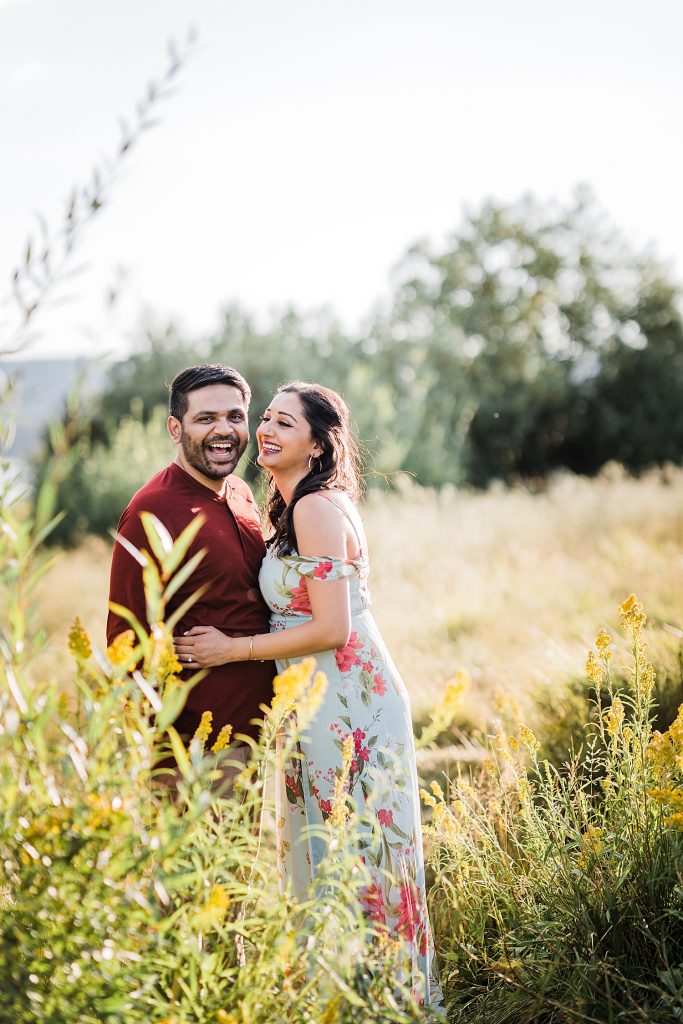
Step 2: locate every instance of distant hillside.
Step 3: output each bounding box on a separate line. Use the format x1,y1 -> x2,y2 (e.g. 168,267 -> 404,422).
0,358 -> 109,459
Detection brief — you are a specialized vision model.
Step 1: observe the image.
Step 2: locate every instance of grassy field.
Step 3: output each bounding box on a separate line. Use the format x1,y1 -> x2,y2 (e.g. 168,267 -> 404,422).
5,466 -> 683,1022
33,465 -> 683,735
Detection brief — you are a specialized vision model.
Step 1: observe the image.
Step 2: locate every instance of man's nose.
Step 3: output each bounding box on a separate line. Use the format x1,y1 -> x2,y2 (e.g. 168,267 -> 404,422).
212,418 -> 236,435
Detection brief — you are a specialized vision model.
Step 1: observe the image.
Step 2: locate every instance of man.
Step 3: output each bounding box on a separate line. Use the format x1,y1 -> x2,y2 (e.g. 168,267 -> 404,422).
107,363 -> 274,752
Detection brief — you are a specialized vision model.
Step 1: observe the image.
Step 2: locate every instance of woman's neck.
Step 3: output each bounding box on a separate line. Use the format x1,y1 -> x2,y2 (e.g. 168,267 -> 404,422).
271,468 -> 308,506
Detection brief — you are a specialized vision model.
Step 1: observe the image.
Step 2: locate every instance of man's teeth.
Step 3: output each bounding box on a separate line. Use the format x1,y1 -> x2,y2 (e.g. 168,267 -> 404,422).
208,442 -> 233,451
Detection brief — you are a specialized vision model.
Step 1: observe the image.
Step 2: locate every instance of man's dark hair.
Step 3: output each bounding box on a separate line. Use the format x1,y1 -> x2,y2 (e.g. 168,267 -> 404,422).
168,364 -> 251,421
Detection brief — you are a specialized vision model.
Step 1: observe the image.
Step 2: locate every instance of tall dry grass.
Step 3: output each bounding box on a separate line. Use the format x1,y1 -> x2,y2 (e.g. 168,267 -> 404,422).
33,466 -> 683,738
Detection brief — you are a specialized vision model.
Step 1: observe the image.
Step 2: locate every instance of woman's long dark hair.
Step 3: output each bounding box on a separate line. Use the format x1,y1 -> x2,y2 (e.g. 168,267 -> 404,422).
264,381 -> 363,554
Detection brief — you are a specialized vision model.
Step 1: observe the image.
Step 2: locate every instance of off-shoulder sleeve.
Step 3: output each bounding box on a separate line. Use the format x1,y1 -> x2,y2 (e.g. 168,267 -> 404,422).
282,554 -> 361,582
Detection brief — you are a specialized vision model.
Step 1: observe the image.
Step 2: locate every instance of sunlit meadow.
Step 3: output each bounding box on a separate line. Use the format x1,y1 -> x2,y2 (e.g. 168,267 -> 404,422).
3,464 -> 683,1022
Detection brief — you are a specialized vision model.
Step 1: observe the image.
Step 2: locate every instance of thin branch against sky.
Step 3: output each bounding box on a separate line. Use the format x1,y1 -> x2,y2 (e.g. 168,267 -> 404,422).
1,0 -> 682,358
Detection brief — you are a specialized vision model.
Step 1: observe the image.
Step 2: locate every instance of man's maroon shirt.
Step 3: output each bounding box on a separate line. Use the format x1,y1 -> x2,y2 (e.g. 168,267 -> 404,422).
107,462 -> 274,743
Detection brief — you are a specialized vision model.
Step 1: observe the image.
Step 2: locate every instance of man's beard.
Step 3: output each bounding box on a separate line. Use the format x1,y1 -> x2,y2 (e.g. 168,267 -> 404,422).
179,430 -> 246,481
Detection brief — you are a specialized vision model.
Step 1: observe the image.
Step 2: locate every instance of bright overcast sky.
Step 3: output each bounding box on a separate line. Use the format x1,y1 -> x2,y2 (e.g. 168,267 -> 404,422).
1,0 -> 682,359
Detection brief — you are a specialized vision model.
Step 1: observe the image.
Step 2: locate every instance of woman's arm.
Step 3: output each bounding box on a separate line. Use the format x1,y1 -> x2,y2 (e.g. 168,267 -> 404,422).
174,494 -> 352,667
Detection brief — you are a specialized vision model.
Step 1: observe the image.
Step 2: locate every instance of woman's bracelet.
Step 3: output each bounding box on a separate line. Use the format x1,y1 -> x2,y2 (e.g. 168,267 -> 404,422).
248,635 -> 256,661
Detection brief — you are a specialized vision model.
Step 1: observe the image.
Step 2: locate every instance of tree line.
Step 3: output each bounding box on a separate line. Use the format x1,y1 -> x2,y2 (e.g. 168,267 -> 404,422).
40,188 -> 683,543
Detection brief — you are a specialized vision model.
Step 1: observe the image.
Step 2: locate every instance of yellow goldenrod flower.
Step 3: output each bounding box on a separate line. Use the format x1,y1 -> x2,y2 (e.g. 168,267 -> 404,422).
585,651 -> 604,684
270,657 -> 324,719
295,669 -> 328,732
518,777 -> 531,804
663,812 -> 683,830
420,788 -> 437,808
329,734 -> 354,829
618,593 -> 647,635
507,736 -> 520,754
107,628 -> 136,667
520,726 -> 540,754
482,758 -> 497,777
211,723 -> 233,753
68,617 -> 92,662
191,711 -> 213,750
216,1012 -> 240,1024
196,883 -> 230,929
432,801 -> 461,841
604,697 -> 624,738
319,997 -> 342,1024
417,668 -> 471,747
577,825 -> 605,870
595,629 -> 613,659
430,780 -> 445,801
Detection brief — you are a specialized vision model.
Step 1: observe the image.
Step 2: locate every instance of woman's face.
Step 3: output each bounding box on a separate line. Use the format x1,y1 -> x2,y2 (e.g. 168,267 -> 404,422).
256,391 -> 321,475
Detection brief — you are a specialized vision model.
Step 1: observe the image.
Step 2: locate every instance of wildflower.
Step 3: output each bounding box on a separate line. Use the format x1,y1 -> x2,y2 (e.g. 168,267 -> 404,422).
648,730 -> 678,775
595,630 -> 613,659
518,777 -> 531,804
329,734 -> 354,830
604,697 -> 624,738
420,788 -> 437,808
107,628 -> 136,667
482,758 -> 497,777
433,801 -> 461,841
664,812 -> 683,830
430,779 -> 445,801
418,668 -> 471,747
68,618 -> 92,662
622,726 -> 634,747
577,825 -> 605,870
195,883 -> 230,929
191,711 -> 213,750
216,1012 -> 240,1024
520,726 -> 540,754
618,593 -> 647,635
211,723 -> 233,753
271,657 -> 316,716
296,670 -> 327,732
585,651 -> 604,684
149,624 -> 182,682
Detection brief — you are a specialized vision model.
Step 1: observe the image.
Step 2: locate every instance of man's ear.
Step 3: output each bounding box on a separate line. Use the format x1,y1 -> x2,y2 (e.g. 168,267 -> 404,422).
167,415 -> 182,444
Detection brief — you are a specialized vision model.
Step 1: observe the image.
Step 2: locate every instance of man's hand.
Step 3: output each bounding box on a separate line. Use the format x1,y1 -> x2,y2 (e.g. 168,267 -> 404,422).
174,626 -> 238,667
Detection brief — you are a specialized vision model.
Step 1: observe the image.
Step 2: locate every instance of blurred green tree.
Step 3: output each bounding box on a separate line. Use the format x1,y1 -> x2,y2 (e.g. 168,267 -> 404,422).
37,189 -> 683,542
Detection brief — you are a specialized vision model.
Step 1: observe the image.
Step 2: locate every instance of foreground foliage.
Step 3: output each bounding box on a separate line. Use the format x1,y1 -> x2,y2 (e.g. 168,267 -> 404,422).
0,494 -> 425,1024
425,595 -> 683,1022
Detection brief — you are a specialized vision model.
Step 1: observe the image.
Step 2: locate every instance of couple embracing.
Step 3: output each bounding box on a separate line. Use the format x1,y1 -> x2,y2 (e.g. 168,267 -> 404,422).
107,363 -> 441,1008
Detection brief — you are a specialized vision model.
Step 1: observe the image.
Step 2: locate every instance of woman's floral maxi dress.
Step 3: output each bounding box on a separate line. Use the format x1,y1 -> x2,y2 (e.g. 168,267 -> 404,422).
259,532 -> 441,1007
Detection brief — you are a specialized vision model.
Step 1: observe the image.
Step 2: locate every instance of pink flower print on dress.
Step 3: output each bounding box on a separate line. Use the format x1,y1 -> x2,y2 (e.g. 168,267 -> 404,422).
313,560 -> 334,580
372,673 -> 387,697
318,798 -> 332,815
359,882 -> 387,925
397,882 -> 420,942
335,632 -> 363,672
288,578 -> 312,614
377,808 -> 394,827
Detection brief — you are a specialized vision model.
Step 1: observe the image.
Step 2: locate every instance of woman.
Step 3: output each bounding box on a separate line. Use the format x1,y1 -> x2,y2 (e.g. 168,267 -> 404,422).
175,382 -> 440,1007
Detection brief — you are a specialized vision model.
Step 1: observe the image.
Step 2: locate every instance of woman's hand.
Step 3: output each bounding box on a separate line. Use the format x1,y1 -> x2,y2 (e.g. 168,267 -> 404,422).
174,626 -> 240,668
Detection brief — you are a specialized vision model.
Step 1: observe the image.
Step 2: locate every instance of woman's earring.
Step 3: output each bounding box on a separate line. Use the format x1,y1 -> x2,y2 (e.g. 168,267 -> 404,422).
308,454 -> 323,474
